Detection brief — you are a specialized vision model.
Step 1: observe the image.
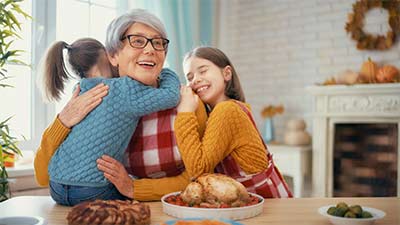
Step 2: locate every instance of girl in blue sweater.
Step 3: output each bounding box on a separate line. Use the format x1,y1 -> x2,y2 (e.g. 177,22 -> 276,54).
40,35 -> 180,206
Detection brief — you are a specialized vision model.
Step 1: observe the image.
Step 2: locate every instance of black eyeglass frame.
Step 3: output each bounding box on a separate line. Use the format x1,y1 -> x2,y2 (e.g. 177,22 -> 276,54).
120,34 -> 170,51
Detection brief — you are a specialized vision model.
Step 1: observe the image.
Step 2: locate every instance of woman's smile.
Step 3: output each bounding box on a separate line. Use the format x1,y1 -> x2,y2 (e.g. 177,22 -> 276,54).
137,60 -> 156,69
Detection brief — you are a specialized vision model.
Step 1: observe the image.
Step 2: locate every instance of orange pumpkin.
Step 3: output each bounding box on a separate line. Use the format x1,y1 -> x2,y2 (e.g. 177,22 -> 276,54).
376,65 -> 399,83
359,58 -> 378,83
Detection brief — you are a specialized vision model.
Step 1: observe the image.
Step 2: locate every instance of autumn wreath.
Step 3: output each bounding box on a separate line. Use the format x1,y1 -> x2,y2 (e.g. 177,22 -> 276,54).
345,0 -> 400,50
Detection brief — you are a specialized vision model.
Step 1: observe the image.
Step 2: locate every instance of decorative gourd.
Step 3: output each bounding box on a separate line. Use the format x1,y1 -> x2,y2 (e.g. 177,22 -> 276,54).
287,119 -> 306,131
359,58 -> 378,83
284,132 -> 311,146
336,70 -> 359,85
376,65 -> 399,83
283,119 -> 311,146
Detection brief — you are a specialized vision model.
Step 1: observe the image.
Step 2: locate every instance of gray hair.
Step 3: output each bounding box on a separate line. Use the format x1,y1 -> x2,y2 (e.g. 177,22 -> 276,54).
105,9 -> 168,56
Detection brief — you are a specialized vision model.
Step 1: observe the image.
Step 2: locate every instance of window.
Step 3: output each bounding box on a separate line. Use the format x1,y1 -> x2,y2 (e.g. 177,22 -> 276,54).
0,0 -> 123,151
55,0 -> 118,113
0,1 -> 32,140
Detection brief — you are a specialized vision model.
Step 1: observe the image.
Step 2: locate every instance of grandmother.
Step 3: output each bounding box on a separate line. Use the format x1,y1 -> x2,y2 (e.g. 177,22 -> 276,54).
34,9 -> 206,201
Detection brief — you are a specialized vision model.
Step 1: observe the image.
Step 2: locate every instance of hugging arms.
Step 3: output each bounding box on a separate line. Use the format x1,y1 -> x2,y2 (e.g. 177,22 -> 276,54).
34,84 -> 207,201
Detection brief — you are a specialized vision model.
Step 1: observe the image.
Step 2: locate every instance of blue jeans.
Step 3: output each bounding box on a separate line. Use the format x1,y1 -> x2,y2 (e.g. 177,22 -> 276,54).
49,181 -> 127,206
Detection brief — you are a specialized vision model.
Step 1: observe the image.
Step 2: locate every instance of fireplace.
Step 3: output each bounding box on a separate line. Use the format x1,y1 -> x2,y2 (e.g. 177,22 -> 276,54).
333,123 -> 397,197
307,83 -> 400,197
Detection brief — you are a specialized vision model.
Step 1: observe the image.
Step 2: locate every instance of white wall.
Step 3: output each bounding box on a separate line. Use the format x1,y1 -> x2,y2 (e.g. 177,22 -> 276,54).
217,0 -> 400,142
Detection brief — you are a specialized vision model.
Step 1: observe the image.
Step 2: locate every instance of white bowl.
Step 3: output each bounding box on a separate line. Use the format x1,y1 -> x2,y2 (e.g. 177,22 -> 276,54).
0,216 -> 46,225
161,191 -> 264,220
318,205 -> 386,225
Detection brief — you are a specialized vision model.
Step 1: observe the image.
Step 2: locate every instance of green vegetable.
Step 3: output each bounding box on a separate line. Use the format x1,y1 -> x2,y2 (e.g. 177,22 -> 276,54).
349,205 -> 363,217
344,211 -> 357,218
336,202 -> 348,209
362,211 -> 373,218
325,202 -> 374,219
334,207 -> 348,217
327,206 -> 336,215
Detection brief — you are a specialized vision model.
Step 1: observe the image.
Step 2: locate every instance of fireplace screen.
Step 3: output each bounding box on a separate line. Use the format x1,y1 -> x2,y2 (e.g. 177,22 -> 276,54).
333,123 -> 398,197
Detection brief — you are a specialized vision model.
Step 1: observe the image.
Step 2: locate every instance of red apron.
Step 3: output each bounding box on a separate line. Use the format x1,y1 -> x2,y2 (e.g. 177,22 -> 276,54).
215,101 -> 293,198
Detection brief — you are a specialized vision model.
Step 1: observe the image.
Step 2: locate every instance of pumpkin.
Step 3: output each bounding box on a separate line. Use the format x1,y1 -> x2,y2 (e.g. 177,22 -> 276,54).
336,70 -> 359,85
359,58 -> 378,83
376,65 -> 399,83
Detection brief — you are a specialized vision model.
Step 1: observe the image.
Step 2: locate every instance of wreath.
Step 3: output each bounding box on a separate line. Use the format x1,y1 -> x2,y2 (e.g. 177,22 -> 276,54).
345,0 -> 400,50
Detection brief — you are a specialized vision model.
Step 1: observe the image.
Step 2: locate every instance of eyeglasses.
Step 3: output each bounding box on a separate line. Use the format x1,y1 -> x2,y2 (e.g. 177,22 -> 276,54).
120,34 -> 169,51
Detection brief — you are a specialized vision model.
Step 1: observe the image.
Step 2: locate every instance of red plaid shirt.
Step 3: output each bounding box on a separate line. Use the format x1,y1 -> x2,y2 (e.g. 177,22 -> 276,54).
214,101 -> 293,198
123,108 -> 185,178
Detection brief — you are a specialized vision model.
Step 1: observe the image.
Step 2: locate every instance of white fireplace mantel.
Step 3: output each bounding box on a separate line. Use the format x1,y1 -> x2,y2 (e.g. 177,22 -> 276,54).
307,83 -> 400,197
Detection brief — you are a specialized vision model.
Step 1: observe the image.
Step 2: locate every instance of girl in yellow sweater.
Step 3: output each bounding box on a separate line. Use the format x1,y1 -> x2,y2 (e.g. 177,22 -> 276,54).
175,47 -> 292,198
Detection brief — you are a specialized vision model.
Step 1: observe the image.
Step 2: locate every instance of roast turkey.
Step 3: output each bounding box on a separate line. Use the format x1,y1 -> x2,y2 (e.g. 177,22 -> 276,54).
181,173 -> 250,207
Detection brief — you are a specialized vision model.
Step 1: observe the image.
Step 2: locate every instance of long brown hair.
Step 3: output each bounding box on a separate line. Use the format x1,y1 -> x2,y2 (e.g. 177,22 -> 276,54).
43,38 -> 106,101
183,47 -> 245,102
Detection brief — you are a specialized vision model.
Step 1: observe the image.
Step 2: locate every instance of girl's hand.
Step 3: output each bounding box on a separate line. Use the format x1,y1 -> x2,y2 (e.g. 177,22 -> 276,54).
97,155 -> 134,198
58,83 -> 109,128
177,86 -> 198,113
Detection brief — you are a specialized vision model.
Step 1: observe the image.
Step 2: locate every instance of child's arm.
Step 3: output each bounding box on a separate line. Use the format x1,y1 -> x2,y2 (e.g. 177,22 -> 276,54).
174,101 -> 268,179
194,100 -> 207,137
125,68 -> 180,116
34,117 -> 70,186
133,170 -> 191,201
97,154 -> 192,201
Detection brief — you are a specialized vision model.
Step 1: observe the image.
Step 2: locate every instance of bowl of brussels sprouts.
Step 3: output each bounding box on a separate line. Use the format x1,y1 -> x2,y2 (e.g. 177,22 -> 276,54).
318,202 -> 385,225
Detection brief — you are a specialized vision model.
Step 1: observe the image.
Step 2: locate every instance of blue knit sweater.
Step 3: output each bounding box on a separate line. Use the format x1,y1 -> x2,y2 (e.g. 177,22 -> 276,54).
48,68 -> 180,187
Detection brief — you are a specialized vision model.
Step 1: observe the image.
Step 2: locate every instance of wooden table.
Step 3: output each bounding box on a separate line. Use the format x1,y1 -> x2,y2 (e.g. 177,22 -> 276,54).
0,196 -> 398,225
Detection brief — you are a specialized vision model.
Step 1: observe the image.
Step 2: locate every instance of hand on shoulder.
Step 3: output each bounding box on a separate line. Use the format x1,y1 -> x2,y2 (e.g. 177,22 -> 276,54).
59,83 -> 109,128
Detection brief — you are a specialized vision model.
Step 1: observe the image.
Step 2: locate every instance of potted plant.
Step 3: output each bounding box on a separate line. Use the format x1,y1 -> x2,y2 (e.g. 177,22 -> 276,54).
0,0 -> 31,202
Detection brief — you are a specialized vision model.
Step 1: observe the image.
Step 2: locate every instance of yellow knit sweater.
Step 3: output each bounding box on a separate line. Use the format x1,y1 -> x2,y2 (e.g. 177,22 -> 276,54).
174,100 -> 268,179
34,103 -> 207,201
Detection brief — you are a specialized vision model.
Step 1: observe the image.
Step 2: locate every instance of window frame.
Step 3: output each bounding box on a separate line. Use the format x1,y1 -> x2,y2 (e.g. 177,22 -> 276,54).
17,0 -> 55,151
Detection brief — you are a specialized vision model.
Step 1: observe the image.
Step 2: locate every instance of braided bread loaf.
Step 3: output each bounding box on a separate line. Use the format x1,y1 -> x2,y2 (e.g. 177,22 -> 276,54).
67,199 -> 151,225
